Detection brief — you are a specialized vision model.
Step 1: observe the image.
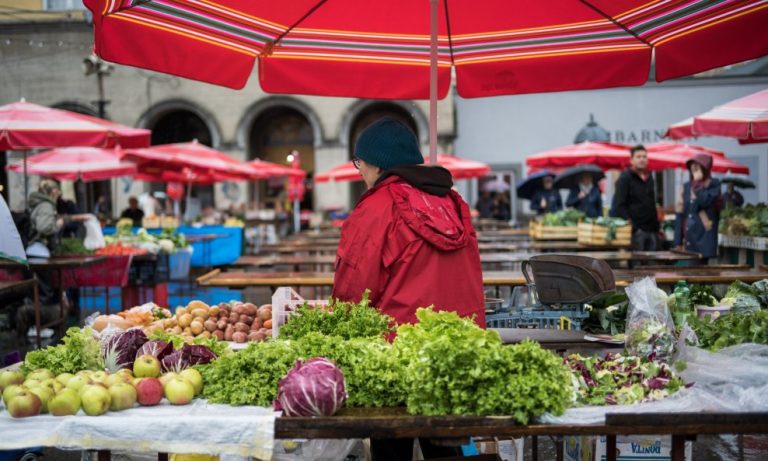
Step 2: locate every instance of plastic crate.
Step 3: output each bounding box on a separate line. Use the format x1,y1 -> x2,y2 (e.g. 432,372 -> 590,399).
169,247 -> 193,280
271,287 -> 328,338
486,305 -> 589,330
59,255 -> 133,288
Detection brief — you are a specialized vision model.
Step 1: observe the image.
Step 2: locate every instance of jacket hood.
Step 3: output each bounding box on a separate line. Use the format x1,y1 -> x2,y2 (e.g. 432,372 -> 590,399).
374,174 -> 471,252
28,191 -> 54,209
375,165 -> 453,197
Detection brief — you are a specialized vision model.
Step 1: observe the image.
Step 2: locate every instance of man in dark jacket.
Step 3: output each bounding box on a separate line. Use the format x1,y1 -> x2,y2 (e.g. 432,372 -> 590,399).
332,117 -> 484,460
530,175 -> 562,215
610,145 -> 660,250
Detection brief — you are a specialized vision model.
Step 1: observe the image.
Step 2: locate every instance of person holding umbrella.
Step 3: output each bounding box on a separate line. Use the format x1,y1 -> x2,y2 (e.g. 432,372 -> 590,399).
721,176 -> 754,208
556,165 -> 604,218
518,171 -> 562,215
675,153 -> 722,263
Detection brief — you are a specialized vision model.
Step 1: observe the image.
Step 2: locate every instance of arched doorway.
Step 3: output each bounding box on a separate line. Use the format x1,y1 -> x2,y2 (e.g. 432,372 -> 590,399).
146,107 -> 216,212
248,107 -> 315,211
347,103 -> 419,204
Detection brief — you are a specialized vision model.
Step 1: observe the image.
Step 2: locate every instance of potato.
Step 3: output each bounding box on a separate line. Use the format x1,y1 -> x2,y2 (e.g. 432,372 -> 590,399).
232,304 -> 244,315
263,319 -> 273,329
234,322 -> 249,333
176,307 -> 188,317
259,304 -> 272,311
251,319 -> 263,331
190,308 -> 209,320
217,319 -> 227,330
239,315 -> 254,325
171,326 -> 183,335
208,306 -> 220,317
257,308 -> 272,322
200,330 -> 212,339
242,303 -> 257,316
183,327 -> 192,335
190,321 -> 204,335
213,330 -> 225,341
229,312 -> 240,324
204,319 -> 218,332
224,325 -> 234,341
178,313 -> 193,328
232,331 -> 247,343
187,300 -> 210,312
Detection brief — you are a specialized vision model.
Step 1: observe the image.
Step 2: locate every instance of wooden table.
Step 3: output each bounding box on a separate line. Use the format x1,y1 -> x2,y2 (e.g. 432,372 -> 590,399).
199,268 -> 768,289
0,257 -> 105,345
257,241 -> 637,255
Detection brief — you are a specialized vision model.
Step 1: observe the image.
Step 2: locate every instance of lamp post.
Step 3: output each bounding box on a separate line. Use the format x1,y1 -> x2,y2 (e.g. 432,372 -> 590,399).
83,54 -> 113,119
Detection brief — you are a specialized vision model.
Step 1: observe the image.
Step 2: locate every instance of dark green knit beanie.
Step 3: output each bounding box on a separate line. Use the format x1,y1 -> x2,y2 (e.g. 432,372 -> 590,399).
354,117 -> 424,170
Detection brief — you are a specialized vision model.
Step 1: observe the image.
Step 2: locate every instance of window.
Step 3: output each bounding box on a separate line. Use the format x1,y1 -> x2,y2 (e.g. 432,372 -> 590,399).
44,0 -> 87,11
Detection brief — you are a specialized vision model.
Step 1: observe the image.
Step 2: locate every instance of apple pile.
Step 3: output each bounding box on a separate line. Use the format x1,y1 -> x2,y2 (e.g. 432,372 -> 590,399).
146,300 -> 273,344
0,364 -> 203,418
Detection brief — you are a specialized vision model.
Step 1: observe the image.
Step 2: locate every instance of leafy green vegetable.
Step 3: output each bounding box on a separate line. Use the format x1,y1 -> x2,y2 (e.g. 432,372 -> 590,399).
688,310 -> 768,351
52,238 -> 92,256
582,292 -> 629,335
280,291 -> 394,340
21,327 -> 103,375
394,308 -> 571,423
541,209 -> 585,227
583,217 -> 628,241
148,330 -> 232,357
720,281 -> 761,315
719,203 -> 768,237
689,284 -> 717,307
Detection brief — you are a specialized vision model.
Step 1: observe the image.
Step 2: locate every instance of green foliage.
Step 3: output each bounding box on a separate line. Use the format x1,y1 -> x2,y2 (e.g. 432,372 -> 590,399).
689,284 -> 717,307
279,291 -> 394,340
541,209 -> 585,227
21,327 -> 102,375
688,310 -> 768,351
393,308 -> 571,423
719,203 -> 768,237
583,217 -> 628,241
148,330 -> 232,357
582,292 -> 629,335
52,238 -> 92,256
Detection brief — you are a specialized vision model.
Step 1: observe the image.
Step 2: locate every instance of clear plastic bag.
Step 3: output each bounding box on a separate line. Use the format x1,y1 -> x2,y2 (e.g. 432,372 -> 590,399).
83,215 -> 106,250
625,277 -> 677,361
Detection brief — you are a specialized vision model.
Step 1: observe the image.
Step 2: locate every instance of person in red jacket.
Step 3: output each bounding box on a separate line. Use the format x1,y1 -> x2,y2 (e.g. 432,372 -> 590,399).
332,117 -> 485,329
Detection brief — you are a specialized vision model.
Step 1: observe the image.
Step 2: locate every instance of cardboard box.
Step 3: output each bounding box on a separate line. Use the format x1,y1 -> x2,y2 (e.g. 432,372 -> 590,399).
564,435 -> 692,461
474,438 -> 524,461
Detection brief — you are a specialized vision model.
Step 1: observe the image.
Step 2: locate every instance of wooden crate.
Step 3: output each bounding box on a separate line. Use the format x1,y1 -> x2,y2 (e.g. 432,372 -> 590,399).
529,221 -> 579,240
577,222 -> 632,246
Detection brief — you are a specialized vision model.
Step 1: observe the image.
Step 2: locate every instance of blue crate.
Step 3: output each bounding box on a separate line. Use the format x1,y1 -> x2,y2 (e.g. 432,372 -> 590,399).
169,248 -> 193,280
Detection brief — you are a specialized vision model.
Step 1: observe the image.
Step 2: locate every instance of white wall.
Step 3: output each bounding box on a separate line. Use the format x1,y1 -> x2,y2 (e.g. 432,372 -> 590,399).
455,79 -> 768,210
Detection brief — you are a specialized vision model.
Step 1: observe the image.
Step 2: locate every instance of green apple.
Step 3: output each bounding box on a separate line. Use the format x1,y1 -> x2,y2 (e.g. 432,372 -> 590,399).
22,379 -> 42,389
105,373 -> 132,388
0,370 -> 25,391
76,370 -> 93,379
178,369 -> 203,395
65,375 -> 92,392
90,371 -> 109,384
49,389 -> 81,416
7,391 -> 42,418
27,386 -> 54,413
41,378 -> 64,393
26,369 -> 54,381
117,368 -> 134,378
158,372 -> 177,387
3,384 -> 25,406
56,373 -> 76,386
108,383 -> 137,411
79,382 -> 106,399
163,378 -> 194,405
80,384 -> 111,416
133,355 -> 161,378
132,377 -> 144,387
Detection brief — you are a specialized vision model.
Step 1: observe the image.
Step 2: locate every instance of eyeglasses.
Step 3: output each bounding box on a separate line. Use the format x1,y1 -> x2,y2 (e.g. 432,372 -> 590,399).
352,157 -> 361,170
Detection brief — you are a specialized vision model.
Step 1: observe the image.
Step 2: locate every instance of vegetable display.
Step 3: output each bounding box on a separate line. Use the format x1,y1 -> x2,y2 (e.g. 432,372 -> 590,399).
52,238 -> 92,257
719,203 -> 768,237
688,310 -> 768,351
583,217 -> 628,241
21,327 -> 102,375
274,357 -> 347,417
565,352 -> 687,406
541,209 -> 585,227
689,284 -> 717,307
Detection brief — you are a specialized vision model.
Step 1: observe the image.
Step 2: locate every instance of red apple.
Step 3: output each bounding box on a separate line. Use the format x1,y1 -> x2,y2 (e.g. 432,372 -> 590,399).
7,391 -> 42,418
135,377 -> 163,406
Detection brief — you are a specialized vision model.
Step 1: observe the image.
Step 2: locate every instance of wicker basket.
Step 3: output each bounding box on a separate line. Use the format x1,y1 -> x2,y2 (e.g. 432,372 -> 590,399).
577,222 -> 631,246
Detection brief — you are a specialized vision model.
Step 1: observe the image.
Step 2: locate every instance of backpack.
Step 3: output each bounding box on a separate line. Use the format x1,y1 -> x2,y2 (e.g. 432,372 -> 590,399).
11,209 -> 32,248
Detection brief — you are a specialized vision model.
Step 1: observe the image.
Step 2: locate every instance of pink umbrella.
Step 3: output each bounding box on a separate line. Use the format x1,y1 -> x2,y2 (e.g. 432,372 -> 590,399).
0,100 -> 150,150
122,140 -> 256,180
315,154 -> 490,183
665,89 -> 768,144
6,146 -> 137,181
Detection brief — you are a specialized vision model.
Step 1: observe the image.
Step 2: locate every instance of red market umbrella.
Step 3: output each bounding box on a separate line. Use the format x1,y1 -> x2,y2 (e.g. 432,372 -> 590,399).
645,142 -> 750,174
123,140 -> 256,180
315,154 -> 490,183
85,0 -> 768,163
0,100 -> 150,150
5,146 -> 137,181
526,142 -> 633,171
248,158 -> 306,179
665,89 -> 768,144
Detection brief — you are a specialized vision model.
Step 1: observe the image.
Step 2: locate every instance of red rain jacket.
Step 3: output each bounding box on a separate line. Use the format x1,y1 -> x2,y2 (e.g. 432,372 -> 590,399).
332,174 -> 485,328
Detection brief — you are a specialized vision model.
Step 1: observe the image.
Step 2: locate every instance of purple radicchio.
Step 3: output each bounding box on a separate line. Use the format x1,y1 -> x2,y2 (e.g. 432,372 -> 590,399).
101,329 -> 148,372
274,357 -> 347,417
136,340 -> 174,362
161,344 -> 217,373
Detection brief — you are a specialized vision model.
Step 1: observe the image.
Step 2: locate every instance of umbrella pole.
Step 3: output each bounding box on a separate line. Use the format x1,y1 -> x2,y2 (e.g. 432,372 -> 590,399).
293,198 -> 300,234
509,171 -> 517,227
23,150 -> 28,209
428,0 -> 438,164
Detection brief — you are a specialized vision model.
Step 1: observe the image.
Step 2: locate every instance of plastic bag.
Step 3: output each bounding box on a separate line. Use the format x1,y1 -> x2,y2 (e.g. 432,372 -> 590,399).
83,215 -> 106,250
625,277 -> 677,361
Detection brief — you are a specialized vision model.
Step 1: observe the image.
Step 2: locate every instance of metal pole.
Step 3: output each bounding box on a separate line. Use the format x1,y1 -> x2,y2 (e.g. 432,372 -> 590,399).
509,170 -> 517,227
428,0 -> 439,164
23,150 -> 29,209
97,72 -> 106,119
293,198 -> 300,233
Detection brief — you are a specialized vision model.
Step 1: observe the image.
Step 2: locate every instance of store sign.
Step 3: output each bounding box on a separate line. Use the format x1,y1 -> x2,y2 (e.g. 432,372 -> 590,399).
609,129 -> 667,144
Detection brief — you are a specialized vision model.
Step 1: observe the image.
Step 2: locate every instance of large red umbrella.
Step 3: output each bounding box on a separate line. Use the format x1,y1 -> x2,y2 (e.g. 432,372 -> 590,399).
0,100 -> 150,150
665,89 -> 768,144
5,147 -> 137,181
248,158 -> 306,179
85,0 -> 768,163
315,154 -> 490,183
123,141 -> 256,180
645,142 -> 750,174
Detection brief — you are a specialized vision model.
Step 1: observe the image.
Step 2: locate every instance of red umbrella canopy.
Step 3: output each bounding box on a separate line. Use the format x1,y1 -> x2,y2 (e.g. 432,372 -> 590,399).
644,142 -> 750,174
84,1 -> 768,98
0,100 -> 150,150
123,141 -> 256,180
526,142 -> 633,171
5,147 -> 137,181
315,154 -> 490,183
248,158 -> 306,179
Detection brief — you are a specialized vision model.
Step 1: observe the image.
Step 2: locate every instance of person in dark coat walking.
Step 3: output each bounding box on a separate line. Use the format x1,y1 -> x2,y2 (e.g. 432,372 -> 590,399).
722,183 -> 745,208
475,190 -> 494,219
675,153 -> 722,262
566,173 -> 602,218
610,145 -> 661,251
530,176 -> 562,215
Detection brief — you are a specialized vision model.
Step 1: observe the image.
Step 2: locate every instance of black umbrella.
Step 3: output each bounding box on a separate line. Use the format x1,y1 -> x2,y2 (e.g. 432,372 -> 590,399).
554,164 -> 605,190
721,175 -> 755,189
516,170 -> 555,200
